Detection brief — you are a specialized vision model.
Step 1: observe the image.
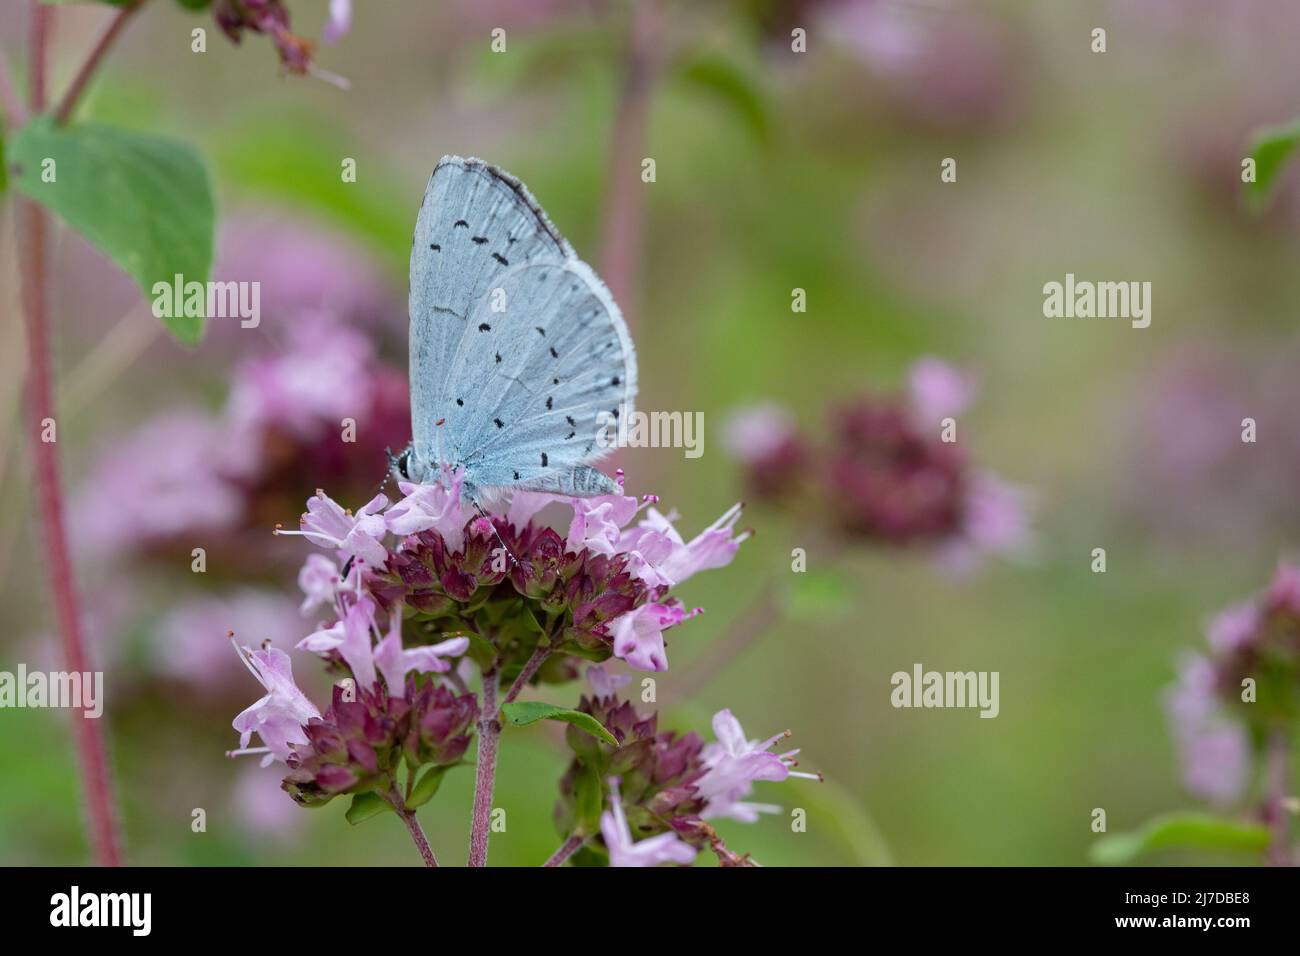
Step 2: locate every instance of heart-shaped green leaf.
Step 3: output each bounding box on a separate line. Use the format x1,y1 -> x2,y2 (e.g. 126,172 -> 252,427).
10,115 -> 215,342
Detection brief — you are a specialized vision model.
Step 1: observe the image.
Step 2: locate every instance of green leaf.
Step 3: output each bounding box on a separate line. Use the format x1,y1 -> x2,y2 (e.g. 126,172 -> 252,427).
10,116 -> 215,343
572,762 -> 605,837
675,55 -> 771,145
344,791 -> 394,825
1090,813 -> 1271,865
500,701 -> 618,746
1245,118 -> 1300,213
405,764 -> 458,810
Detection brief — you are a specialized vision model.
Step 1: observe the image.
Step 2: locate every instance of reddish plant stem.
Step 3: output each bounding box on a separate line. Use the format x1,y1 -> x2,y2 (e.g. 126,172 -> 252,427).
500,643 -> 551,708
0,51 -> 25,127
19,0 -> 124,868
599,0 -> 664,332
542,833 -> 586,867
468,669 -> 500,866
389,783 -> 437,867
54,1 -> 144,126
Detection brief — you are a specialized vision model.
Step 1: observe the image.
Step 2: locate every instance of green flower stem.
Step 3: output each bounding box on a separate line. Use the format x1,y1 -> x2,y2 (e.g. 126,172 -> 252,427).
500,643 -> 552,709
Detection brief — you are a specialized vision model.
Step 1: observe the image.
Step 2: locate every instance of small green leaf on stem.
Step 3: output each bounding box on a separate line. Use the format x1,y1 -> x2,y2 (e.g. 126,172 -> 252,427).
344,790 -> 394,825
500,701 -> 618,745
405,763 -> 459,810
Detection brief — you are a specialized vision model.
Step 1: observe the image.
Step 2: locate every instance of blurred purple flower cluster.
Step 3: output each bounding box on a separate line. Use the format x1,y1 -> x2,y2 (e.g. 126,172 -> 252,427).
1166,563 -> 1300,806
212,0 -> 351,78
725,358 -> 1031,572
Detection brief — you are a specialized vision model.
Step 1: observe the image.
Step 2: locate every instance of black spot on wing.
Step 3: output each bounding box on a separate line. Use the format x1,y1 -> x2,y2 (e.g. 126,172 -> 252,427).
472,236 -> 488,245
541,453 -> 548,467
454,220 -> 469,228
493,253 -> 509,265
478,323 -> 491,332
429,243 -> 441,251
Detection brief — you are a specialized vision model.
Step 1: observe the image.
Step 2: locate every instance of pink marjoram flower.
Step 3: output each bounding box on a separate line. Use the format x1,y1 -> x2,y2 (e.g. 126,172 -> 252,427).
373,615 -> 469,693
283,490 -> 389,568
630,503 -> 747,588
908,356 -> 975,429
386,473 -> 468,552
231,764 -> 303,840
610,602 -> 694,673
74,410 -> 246,556
695,708 -> 819,822
297,553 -> 342,615
1164,653 -> 1249,806
567,493 -> 641,556
297,595 -> 380,690
156,591 -> 303,686
586,664 -> 630,698
722,403 -> 800,466
1206,601 -> 1260,655
230,642 -> 320,766
601,777 -> 697,868
1174,722 -> 1250,808
323,0 -> 352,43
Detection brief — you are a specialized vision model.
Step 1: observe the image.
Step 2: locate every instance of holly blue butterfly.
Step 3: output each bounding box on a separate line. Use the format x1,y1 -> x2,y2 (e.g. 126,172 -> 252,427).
396,156 -> 637,502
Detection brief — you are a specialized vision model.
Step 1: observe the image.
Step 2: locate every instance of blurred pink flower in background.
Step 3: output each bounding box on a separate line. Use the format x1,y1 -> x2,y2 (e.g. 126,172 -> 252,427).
155,591 -> 305,688
725,358 -> 1031,571
1121,345 -> 1300,548
74,411 -> 252,558
231,763 -> 304,840
819,0 -> 1026,129
1165,653 -> 1249,807
1164,562 -> 1300,807
212,213 -> 397,340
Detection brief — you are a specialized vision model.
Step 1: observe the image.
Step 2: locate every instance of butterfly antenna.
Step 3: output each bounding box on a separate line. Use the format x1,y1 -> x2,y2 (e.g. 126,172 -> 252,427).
471,497 -> 521,571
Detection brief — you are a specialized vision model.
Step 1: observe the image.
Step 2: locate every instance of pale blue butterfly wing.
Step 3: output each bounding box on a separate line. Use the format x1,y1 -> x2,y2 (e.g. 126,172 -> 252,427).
408,156 -> 637,497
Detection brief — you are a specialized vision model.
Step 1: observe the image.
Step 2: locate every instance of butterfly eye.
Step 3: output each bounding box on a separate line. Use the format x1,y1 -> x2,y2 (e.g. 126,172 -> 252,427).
398,449 -> 411,480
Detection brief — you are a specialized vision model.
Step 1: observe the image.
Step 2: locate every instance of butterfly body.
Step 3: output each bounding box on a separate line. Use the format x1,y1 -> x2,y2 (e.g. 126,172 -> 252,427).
405,156 -> 637,500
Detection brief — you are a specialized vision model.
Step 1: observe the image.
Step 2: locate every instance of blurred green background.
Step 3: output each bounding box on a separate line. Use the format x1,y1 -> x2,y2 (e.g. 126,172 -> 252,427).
3,0 -> 1300,865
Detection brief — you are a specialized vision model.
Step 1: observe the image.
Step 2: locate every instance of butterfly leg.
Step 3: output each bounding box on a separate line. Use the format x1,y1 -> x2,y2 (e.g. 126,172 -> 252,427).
468,495 -> 521,571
